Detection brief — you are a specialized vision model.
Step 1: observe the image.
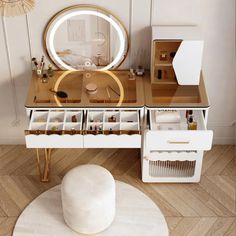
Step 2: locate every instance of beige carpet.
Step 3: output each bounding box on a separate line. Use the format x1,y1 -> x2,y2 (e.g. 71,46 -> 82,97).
13,181 -> 168,236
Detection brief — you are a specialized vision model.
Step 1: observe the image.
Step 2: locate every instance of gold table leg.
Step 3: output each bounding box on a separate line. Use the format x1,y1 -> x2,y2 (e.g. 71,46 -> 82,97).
36,148 -> 52,182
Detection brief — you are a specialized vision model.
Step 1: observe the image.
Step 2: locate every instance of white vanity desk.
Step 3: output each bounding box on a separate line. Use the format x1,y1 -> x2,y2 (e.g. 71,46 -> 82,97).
24,5 -> 213,183
24,70 -> 213,183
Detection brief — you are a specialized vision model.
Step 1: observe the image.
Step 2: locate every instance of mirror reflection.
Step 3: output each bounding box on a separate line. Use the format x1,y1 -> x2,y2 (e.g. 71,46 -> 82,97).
44,6 -> 128,70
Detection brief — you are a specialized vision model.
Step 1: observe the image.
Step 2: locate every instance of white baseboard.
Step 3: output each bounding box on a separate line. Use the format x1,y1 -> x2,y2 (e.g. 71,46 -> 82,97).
213,137 -> 235,145
0,137 -> 25,145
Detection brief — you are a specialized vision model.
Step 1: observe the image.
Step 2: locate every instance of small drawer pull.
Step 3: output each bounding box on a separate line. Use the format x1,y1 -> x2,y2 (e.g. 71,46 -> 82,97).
168,141 -> 190,144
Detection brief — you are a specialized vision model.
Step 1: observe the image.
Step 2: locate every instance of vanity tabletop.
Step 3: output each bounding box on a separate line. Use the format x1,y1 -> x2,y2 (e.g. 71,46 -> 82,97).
143,72 -> 210,108
25,70 -> 209,109
25,70 -> 146,108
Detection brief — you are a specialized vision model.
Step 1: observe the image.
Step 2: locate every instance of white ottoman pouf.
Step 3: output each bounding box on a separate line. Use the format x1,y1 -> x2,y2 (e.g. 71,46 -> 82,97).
61,164 -> 116,234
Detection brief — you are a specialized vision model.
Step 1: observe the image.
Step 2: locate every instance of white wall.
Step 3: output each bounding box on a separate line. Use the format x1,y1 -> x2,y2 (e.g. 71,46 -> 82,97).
0,0 -> 235,144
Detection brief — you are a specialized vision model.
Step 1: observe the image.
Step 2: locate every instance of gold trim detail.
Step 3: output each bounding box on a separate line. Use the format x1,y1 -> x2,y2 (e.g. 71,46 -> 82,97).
53,70 -> 125,107
36,148 -> 52,182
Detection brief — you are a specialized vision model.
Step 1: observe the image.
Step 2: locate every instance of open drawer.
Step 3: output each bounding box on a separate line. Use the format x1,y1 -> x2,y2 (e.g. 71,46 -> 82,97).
146,110 -> 213,151
25,110 -> 83,148
83,110 -> 141,148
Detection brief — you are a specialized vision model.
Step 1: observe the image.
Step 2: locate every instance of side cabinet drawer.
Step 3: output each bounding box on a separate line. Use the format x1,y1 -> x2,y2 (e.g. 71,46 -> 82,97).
147,110 -> 213,151
146,130 -> 213,151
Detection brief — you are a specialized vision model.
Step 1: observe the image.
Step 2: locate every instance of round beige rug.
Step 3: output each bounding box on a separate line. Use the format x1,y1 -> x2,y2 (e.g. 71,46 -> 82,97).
13,181 -> 169,236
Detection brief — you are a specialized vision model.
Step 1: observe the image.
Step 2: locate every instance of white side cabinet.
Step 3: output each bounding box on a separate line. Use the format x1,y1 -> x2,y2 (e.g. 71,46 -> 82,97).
142,108 -> 213,183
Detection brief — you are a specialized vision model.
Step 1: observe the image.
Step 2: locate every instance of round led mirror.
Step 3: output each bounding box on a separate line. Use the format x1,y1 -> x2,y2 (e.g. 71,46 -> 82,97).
44,5 -> 129,71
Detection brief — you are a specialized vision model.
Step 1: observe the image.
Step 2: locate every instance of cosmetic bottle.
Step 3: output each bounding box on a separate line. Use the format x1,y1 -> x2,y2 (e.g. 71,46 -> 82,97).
47,64 -> 54,77
157,70 -> 162,79
129,68 -> 135,80
41,73 -> 48,83
187,110 -> 193,121
135,66 -> 145,76
188,117 -> 197,130
71,115 -> 77,123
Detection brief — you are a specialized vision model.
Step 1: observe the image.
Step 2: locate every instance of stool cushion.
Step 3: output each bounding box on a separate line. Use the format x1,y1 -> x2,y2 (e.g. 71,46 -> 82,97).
61,164 -> 115,234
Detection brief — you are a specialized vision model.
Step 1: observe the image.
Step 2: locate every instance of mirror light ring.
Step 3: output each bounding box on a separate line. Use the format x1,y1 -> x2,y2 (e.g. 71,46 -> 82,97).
54,71 -> 124,107
47,9 -> 126,71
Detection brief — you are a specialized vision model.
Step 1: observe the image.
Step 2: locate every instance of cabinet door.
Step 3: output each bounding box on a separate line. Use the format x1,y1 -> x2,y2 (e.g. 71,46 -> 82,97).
173,40 -> 204,85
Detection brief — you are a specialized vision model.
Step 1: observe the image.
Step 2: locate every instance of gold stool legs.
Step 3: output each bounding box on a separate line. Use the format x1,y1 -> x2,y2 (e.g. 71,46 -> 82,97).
36,148 -> 52,182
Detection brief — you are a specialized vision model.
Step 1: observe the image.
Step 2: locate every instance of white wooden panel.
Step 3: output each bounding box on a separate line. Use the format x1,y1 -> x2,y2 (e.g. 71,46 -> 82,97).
28,0 -> 130,69
0,18 -> 24,140
145,130 -> 213,151
25,134 -> 83,148
84,134 -> 141,148
130,0 -> 151,69
152,26 -> 203,40
151,0 -> 202,25
173,40 -> 204,85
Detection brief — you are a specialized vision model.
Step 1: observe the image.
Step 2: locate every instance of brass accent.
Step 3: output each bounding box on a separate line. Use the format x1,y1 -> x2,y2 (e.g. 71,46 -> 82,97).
36,148 -> 52,182
167,141 -> 190,144
53,70 -> 125,107
43,4 -> 129,70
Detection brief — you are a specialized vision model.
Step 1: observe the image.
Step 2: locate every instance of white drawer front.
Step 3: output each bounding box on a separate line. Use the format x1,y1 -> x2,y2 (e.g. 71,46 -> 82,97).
145,130 -> 213,151
83,134 -> 141,148
25,134 -> 83,148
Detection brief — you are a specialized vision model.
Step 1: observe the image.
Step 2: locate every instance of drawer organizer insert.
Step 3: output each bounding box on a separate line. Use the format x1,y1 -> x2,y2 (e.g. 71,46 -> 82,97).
149,110 -> 206,131
26,110 -> 140,135
26,110 -> 83,134
85,110 -> 140,135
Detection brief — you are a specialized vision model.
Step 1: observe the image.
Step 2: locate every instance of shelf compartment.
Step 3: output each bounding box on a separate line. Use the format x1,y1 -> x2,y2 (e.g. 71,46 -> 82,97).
120,111 -> 139,123
87,111 -> 104,123
31,111 -> 48,123
48,111 -> 65,123
64,123 -> 81,131
29,123 -> 47,131
154,66 -> 177,84
150,110 -> 205,131
154,40 -> 182,65
104,111 -> 120,123
65,111 -> 82,123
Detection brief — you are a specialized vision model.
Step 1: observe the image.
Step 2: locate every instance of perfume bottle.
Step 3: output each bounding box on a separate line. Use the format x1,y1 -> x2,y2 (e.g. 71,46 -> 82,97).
186,110 -> 193,120
188,117 -> 197,130
157,69 -> 162,79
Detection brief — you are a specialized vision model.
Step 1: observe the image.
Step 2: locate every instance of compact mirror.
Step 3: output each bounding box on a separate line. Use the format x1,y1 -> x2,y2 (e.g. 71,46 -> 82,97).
44,5 -> 129,71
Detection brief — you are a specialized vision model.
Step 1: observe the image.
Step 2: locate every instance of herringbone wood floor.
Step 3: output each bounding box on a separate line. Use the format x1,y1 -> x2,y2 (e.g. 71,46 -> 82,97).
0,145 -> 235,236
